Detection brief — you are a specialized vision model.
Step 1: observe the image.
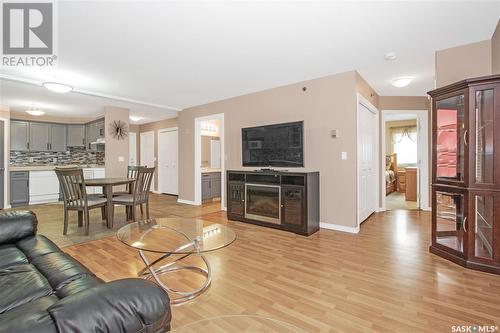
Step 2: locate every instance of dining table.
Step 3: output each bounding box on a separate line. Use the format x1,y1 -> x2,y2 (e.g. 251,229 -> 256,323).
84,177 -> 135,228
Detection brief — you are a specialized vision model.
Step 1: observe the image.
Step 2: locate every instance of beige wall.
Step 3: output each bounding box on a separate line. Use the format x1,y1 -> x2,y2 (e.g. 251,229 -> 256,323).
435,39 -> 492,88
356,72 -> 379,108
492,20 -> 500,74
138,117 -> 178,190
379,96 -> 429,111
104,106 -> 129,179
179,71 -> 359,228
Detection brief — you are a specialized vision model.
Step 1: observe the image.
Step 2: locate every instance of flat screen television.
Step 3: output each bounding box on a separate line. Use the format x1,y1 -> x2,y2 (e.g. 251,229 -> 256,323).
242,121 -> 304,167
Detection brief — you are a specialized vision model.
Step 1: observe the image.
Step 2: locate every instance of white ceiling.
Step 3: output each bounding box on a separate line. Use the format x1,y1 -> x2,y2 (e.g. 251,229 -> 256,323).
1,1 -> 499,119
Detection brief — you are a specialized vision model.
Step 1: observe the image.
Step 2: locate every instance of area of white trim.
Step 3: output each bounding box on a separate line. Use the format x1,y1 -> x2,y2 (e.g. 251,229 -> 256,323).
0,74 -> 181,112
320,222 -> 360,234
0,117 -> 9,209
356,93 -> 380,227
381,109 -> 429,211
194,113 -> 225,210
157,127 -> 179,195
177,198 -> 198,205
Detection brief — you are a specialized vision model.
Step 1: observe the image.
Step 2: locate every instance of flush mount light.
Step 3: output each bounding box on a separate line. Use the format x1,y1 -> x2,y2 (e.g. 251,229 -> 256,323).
391,77 -> 413,88
43,82 -> 73,93
129,116 -> 144,122
25,109 -> 46,116
384,52 -> 397,61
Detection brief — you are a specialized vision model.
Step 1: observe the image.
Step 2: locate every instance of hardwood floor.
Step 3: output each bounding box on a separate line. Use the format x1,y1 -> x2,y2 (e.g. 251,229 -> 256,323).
60,195 -> 500,332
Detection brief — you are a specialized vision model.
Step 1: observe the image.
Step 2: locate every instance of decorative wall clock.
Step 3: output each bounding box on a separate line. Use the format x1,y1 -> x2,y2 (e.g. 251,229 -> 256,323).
109,120 -> 129,140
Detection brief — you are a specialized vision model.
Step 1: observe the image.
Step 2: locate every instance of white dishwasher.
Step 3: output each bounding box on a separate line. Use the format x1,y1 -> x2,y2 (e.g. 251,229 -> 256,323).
29,171 -> 60,204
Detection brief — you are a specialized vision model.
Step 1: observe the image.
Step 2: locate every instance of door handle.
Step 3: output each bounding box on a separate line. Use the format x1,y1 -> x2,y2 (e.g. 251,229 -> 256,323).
462,216 -> 467,233
464,130 -> 468,146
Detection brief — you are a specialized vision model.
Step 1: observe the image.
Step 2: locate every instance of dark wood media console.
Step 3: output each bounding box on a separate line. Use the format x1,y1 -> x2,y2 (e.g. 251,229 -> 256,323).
226,170 -> 319,235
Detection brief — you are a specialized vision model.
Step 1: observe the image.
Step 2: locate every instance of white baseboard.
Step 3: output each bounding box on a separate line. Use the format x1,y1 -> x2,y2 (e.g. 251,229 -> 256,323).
177,198 -> 199,206
320,222 -> 360,234
3,204 -> 11,209
421,206 -> 432,211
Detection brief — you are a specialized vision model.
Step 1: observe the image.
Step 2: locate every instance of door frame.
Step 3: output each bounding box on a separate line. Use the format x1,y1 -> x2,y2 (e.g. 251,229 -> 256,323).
0,117 -> 8,209
357,94 -> 380,228
380,109 -> 430,211
194,113 -> 225,210
129,131 -> 137,166
157,127 -> 179,195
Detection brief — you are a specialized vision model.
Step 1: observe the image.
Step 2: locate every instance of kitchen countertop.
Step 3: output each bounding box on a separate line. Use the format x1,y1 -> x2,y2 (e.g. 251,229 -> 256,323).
9,165 -> 105,171
201,168 -> 221,173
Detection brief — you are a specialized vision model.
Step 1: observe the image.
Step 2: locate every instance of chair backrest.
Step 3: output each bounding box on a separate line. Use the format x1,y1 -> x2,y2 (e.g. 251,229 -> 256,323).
132,167 -> 155,203
55,168 -> 88,208
127,165 -> 144,191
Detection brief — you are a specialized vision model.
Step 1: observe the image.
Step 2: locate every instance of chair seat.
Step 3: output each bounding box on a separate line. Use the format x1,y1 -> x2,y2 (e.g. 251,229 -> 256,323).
112,194 -> 135,204
112,191 -> 129,197
87,197 -> 107,207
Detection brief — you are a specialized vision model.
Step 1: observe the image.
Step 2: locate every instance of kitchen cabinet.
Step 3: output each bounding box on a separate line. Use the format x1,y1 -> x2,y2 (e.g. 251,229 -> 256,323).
49,124 -> 67,152
10,121 -> 29,151
10,171 -> 29,207
428,74 -> 500,275
29,123 -> 50,151
86,119 -> 104,150
67,125 -> 86,147
201,172 -> 221,200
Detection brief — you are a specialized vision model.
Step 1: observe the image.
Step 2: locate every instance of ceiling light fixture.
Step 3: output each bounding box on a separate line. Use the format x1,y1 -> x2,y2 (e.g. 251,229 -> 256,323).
129,116 -> 144,122
25,108 -> 46,116
391,77 -> 413,88
384,52 -> 397,61
42,82 -> 73,93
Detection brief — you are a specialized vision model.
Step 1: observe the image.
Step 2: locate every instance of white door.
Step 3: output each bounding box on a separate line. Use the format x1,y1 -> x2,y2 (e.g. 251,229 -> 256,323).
140,131 -> 155,167
158,129 -> 178,195
358,103 -> 377,223
129,132 -> 137,166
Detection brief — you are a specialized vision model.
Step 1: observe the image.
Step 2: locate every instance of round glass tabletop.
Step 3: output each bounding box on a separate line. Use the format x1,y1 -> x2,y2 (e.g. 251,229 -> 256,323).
171,315 -> 308,333
117,217 -> 236,254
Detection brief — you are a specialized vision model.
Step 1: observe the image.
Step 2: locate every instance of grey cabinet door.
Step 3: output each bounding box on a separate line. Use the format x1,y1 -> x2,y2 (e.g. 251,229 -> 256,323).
10,121 -> 29,151
96,119 -> 105,138
10,171 -> 29,207
67,125 -> 85,147
50,124 -> 66,151
29,123 -> 50,151
86,122 -> 96,150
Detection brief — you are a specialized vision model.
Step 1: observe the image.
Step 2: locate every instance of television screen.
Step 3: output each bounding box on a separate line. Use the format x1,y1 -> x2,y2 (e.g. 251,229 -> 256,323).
242,121 -> 304,167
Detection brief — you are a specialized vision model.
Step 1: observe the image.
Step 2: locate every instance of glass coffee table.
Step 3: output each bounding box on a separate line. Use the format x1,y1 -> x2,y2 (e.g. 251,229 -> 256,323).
117,217 -> 236,305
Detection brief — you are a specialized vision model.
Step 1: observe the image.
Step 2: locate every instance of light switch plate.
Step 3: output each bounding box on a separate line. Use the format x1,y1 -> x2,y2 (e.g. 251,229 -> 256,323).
341,152 -> 347,160
118,156 -> 125,162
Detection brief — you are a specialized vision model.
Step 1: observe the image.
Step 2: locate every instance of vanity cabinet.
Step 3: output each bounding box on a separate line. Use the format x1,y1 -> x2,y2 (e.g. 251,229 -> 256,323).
201,172 -> 221,200
428,74 -> 500,274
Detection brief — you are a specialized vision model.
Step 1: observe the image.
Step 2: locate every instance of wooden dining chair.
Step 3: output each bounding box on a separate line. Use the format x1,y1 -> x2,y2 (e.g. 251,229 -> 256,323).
113,165 -> 145,215
55,168 -> 108,235
112,167 -> 155,221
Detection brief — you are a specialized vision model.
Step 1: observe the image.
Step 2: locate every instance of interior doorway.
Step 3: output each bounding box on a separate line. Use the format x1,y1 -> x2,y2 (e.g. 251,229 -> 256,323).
157,127 -> 179,195
140,131 -> 155,168
194,113 -> 225,210
381,110 -> 429,211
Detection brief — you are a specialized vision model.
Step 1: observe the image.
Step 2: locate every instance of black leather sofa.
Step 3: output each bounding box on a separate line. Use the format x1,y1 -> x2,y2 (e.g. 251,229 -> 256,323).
0,211 -> 171,333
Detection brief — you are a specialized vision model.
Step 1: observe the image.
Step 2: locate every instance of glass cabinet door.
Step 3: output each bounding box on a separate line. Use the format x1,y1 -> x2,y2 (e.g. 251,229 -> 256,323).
434,191 -> 466,254
435,94 -> 466,182
472,195 -> 494,260
474,89 -> 495,185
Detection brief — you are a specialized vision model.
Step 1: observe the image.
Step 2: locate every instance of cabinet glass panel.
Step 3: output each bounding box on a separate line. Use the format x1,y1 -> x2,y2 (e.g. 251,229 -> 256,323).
474,195 -> 493,259
436,95 -> 465,181
475,90 -> 494,184
435,191 -> 465,253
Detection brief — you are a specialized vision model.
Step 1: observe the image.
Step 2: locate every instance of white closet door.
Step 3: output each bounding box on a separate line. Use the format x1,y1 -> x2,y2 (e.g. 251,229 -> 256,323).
129,132 -> 137,166
358,103 -> 377,223
158,129 -> 178,195
140,131 -> 155,167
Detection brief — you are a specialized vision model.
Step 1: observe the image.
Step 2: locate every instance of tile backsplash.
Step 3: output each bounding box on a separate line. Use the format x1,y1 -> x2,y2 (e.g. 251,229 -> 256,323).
10,147 -> 104,166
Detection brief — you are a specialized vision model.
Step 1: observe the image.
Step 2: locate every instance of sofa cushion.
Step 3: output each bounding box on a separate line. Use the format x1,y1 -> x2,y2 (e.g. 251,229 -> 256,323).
31,252 -> 94,291
0,211 -> 38,246
0,244 -> 28,269
16,235 -> 61,260
0,264 -> 52,314
0,308 -> 57,333
56,275 -> 103,298
0,295 -> 58,321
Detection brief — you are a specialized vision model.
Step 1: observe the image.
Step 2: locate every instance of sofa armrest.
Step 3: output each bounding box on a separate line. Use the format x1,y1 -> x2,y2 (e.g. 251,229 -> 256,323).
48,279 -> 171,333
0,210 -> 38,245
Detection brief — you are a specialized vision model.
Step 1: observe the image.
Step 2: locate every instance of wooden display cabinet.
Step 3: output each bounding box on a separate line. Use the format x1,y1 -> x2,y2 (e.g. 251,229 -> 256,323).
428,74 -> 500,274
